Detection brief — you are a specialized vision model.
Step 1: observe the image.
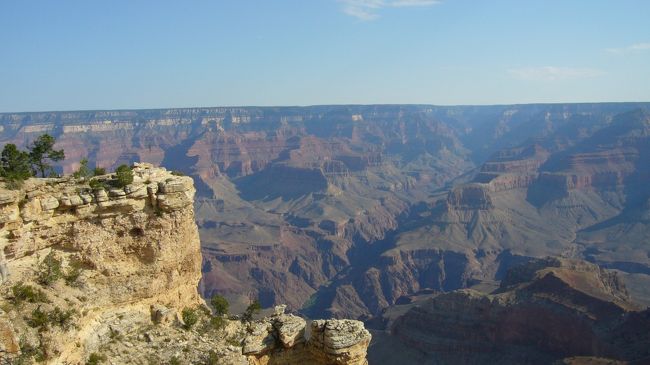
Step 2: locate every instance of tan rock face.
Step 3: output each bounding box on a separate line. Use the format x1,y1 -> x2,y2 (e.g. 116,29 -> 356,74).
309,319 -> 371,365
245,310 -> 371,365
0,313 -> 19,360
0,164 -> 202,363
1,163 -> 201,307
0,166 -> 371,365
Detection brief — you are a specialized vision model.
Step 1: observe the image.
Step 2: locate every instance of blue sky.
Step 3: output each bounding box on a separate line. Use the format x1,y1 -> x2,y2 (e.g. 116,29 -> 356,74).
0,0 -> 649,112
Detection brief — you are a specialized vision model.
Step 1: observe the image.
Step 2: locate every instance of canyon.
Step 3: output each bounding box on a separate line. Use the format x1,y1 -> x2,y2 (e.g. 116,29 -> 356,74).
1,103 -> 650,363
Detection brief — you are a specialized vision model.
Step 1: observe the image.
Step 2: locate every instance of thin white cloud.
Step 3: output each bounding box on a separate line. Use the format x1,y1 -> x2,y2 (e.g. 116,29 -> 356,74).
605,42 -> 650,54
339,0 -> 440,20
508,66 -> 604,82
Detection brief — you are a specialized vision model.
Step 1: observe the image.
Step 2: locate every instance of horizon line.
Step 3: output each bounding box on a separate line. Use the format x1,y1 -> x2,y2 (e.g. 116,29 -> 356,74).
2,100 -> 650,115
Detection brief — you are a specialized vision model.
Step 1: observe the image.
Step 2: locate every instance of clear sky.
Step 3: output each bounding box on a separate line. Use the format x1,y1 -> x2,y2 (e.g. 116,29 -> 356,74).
1,0 -> 649,112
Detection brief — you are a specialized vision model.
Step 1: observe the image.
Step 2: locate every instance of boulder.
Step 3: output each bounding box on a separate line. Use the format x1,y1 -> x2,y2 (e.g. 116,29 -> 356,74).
0,191 -> 16,205
156,193 -> 191,211
274,314 -> 306,348
125,184 -> 147,199
310,319 -> 371,364
158,180 -> 188,194
242,321 -> 275,355
60,194 -> 84,207
150,304 -> 177,326
40,196 -> 59,210
94,189 -> 109,202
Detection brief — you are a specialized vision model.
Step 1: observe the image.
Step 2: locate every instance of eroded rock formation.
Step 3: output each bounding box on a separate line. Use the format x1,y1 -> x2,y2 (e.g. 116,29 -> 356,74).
2,104 -> 650,322
245,313 -> 370,365
0,163 -> 202,363
378,258 -> 649,364
0,166 -> 370,365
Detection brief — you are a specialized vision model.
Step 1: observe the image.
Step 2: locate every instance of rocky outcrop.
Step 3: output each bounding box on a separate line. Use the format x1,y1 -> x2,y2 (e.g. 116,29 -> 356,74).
0,163 -> 202,305
0,163 -> 203,363
0,166 -> 371,365
446,185 -> 493,210
478,144 -> 549,176
245,312 -> 371,365
385,258 -> 648,364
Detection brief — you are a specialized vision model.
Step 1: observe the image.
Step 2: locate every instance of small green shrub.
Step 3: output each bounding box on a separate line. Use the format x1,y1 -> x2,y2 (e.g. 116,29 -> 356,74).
226,336 -> 242,347
89,179 -> 107,191
14,337 -> 46,364
210,316 -> 226,331
26,306 -> 49,330
205,350 -> 219,365
242,299 -> 262,322
198,312 -> 226,335
181,307 -> 198,330
210,294 -> 229,316
171,170 -> 185,176
5,178 -> 25,190
25,306 -> 76,331
93,167 -> 107,176
64,257 -> 84,286
11,283 -> 48,304
73,158 -> 92,179
50,307 -> 76,330
37,251 -> 63,286
169,356 -> 182,365
114,164 -> 134,188
86,352 -> 107,365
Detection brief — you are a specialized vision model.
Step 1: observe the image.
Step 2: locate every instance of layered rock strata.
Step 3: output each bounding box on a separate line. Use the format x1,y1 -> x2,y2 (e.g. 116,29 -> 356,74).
384,258 -> 649,364
2,104 -> 650,323
245,312 -> 371,365
0,166 -> 370,364
0,163 -> 203,363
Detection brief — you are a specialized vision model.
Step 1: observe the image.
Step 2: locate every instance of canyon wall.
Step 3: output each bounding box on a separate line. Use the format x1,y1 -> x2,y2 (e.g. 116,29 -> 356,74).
373,258 -> 649,364
1,104 -> 650,321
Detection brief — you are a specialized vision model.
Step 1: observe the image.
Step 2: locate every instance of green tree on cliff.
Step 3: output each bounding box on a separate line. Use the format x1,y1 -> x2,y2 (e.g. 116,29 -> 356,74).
0,144 -> 32,189
210,294 -> 229,316
114,164 -> 134,187
73,158 -> 92,179
28,134 -> 65,178
93,166 -> 106,176
242,299 -> 262,322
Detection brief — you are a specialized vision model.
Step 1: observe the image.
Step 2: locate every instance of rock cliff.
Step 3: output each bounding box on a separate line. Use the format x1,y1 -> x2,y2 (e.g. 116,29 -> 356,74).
244,313 -> 370,365
0,165 -> 370,365
375,258 -> 649,364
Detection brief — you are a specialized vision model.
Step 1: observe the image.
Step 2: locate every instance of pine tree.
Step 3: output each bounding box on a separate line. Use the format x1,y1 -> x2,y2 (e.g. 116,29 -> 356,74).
28,134 -> 65,178
0,144 -> 32,189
